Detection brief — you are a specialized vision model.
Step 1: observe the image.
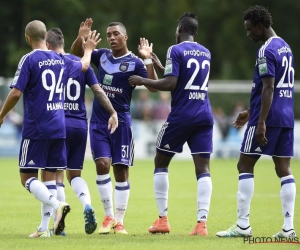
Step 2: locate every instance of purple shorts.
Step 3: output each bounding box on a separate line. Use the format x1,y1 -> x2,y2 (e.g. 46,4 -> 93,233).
89,122 -> 134,166
66,126 -> 87,170
241,126 -> 294,157
156,122 -> 213,154
19,138 -> 66,170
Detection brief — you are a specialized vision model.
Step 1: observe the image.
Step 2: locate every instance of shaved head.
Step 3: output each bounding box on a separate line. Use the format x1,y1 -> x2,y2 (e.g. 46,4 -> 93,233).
107,22 -> 127,34
25,20 -> 47,42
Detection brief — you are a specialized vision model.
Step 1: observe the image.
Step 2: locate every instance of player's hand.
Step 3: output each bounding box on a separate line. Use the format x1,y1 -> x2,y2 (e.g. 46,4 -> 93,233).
151,52 -> 165,73
233,109 -> 249,128
129,75 -> 144,86
82,30 -> 101,51
255,121 -> 268,146
108,112 -> 118,134
78,18 -> 93,40
138,38 -> 153,60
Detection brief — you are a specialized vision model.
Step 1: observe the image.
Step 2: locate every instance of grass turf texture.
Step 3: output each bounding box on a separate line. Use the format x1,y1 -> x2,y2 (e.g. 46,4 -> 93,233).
0,158 -> 299,250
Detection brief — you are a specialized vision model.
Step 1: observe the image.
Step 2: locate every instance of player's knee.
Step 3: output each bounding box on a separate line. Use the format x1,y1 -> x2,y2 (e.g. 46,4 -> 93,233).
20,169 -> 38,187
95,159 -> 110,174
237,161 -> 248,173
66,170 -> 80,183
154,151 -> 172,168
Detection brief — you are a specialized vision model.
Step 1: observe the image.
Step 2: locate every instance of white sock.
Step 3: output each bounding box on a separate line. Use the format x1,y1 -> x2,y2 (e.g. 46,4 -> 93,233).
114,181 -> 130,224
52,182 -> 65,223
280,175 -> 296,230
197,173 -> 212,222
96,174 -> 114,217
38,181 -> 57,231
25,177 -> 60,210
154,168 -> 169,217
237,173 -> 254,228
56,182 -> 66,202
71,177 -> 91,209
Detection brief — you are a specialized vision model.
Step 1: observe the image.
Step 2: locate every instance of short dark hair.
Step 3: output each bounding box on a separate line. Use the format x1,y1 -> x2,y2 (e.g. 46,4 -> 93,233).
46,28 -> 64,49
178,12 -> 198,36
107,22 -> 127,33
243,5 -> 273,28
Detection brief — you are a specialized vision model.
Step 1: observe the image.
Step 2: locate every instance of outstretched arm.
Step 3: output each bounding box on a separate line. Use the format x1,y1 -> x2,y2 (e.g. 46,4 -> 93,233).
0,88 -> 22,128
129,75 -> 177,91
90,84 -> 118,134
80,30 -> 101,71
137,38 -> 157,92
70,18 -> 93,57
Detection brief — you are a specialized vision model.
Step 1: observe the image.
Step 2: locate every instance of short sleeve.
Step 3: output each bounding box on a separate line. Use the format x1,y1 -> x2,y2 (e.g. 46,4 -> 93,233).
135,58 -> 148,78
91,49 -> 108,68
64,56 -> 82,78
84,66 -> 98,87
10,55 -> 30,91
257,49 -> 276,78
164,45 -> 180,77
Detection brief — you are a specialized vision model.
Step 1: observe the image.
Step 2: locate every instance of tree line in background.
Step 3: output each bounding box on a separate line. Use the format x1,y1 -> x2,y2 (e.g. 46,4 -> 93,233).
1,0 -> 299,80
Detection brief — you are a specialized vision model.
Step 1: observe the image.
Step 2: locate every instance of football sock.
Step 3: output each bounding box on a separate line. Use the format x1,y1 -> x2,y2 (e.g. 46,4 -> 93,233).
114,181 -> 130,224
39,181 -> 57,231
25,177 -> 60,210
196,173 -> 212,222
153,168 -> 169,217
53,182 -> 65,223
56,182 -> 65,202
237,173 -> 254,228
71,176 -> 91,208
96,174 -> 114,217
280,175 -> 296,230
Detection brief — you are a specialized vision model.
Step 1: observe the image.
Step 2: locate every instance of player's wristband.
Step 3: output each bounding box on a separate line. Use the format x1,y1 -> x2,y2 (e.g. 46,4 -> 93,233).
144,58 -> 153,65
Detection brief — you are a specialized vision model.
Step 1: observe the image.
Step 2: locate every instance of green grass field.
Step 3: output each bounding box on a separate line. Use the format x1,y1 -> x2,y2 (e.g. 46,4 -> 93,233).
0,158 -> 299,250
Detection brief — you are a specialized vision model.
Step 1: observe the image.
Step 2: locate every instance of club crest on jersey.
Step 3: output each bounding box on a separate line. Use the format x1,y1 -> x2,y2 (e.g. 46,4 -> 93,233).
164,58 -> 172,74
119,62 -> 129,73
257,56 -> 268,75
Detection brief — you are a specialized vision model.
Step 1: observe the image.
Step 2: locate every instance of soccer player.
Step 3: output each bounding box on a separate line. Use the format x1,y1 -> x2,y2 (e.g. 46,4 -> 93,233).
40,28 -> 118,235
129,12 -> 213,236
0,20 -> 100,238
216,5 -> 296,238
70,19 -> 157,234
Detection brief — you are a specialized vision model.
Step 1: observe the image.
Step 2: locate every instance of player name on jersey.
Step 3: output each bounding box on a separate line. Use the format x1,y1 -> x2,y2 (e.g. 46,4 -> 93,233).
64,102 -> 80,110
46,101 -> 64,111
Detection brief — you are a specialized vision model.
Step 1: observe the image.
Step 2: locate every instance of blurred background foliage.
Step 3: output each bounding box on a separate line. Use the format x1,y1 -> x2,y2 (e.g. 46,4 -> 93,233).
1,0 -> 299,80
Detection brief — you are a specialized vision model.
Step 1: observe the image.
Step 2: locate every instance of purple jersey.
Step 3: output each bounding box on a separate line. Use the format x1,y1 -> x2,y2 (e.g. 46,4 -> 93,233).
249,37 -> 294,127
10,50 -> 82,139
63,54 -> 98,129
90,49 -> 148,125
164,42 -> 214,125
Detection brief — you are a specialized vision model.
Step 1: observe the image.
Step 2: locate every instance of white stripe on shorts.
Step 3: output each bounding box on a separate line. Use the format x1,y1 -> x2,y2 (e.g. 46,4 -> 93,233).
156,122 -> 168,147
244,126 -> 255,153
129,126 -> 134,166
20,139 -> 30,167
